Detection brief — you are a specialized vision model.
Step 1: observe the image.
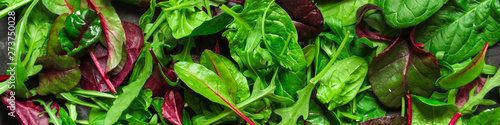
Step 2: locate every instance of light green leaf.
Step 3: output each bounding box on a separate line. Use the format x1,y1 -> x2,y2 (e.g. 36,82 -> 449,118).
378,0 -> 447,28
315,0 -> 376,26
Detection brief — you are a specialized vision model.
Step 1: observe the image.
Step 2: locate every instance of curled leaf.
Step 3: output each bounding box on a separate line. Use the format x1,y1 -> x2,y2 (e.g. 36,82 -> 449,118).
355,4 -> 394,41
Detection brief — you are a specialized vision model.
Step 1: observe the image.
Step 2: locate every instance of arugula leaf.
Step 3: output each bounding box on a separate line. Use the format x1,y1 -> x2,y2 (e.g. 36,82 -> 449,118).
41,0 -> 79,15
158,0 -> 211,39
368,29 -> 440,108
104,49 -> 153,125
415,0 -> 500,64
138,0 -> 156,29
172,37 -> 195,62
86,0 -> 126,74
58,8 -> 102,56
1,91 -> 60,125
378,0 -> 447,28
459,65 -> 500,114
316,57 -> 368,110
33,100 -> 62,125
274,83 -> 314,125
411,95 -> 460,125
437,43 -> 488,89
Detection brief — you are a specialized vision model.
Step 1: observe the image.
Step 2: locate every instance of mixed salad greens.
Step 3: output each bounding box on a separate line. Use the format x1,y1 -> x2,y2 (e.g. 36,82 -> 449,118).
1,0 -> 500,124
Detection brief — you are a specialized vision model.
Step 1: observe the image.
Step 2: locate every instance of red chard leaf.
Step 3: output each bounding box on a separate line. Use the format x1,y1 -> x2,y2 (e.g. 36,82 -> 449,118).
275,0 -> 324,41
368,29 -> 441,108
35,55 -> 81,95
162,89 -> 183,125
80,22 -> 144,92
355,4 -> 394,41
86,0 -> 126,75
455,77 -> 486,108
358,116 -> 407,125
41,0 -> 80,15
58,8 -> 102,56
0,91 -> 60,125
143,64 -> 171,97
46,14 -> 69,56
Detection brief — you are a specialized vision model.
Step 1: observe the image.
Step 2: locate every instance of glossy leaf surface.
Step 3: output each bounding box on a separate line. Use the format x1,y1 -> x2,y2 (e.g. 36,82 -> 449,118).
411,95 -> 459,125
58,8 -> 101,56
162,89 -> 183,125
469,107 -> 500,125
378,0 -> 447,28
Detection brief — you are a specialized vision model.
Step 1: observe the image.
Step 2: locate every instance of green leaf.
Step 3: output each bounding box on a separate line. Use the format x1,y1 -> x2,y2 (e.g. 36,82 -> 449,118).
47,13 -> 69,56
158,0 -> 211,39
469,107 -> 500,124
275,83 -> 315,125
415,0 -> 500,64
187,5 -> 244,37
411,94 -> 459,125
138,0 -> 156,29
171,37 -> 195,62
58,8 -> 102,56
316,57 -> 368,110
315,0 -> 376,26
378,0 -> 447,28
460,66 -> 500,114
104,50 -> 153,125
339,92 -> 386,124
35,55 -> 81,95
174,61 -> 252,122
33,100 -> 62,125
41,0 -> 79,15
86,0 -> 126,74
200,50 -> 250,103
303,44 -> 316,68
437,43 -> 488,89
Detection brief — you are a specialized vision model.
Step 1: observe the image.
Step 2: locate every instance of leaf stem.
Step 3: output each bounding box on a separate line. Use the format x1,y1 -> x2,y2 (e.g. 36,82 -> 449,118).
310,31 -> 350,84
280,34 -> 292,56
203,0 -> 212,17
70,88 -> 117,98
87,47 -> 117,94
448,112 -> 462,125
261,0 -> 275,43
401,97 -> 405,117
220,4 -> 251,29
0,0 -> 31,18
59,93 -> 102,109
407,93 -> 412,125
144,11 -> 166,41
75,120 -> 89,125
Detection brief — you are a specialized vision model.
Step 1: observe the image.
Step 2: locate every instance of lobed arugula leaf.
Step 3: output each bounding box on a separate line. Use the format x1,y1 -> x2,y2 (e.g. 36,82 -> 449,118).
459,65 -> 500,114
172,37 -> 195,62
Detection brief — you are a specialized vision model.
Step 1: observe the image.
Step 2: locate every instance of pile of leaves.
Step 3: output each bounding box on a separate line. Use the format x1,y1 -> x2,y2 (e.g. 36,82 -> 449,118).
1,0 -> 500,124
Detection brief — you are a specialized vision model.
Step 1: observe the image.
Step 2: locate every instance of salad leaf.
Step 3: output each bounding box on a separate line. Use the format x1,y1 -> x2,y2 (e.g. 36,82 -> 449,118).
369,29 -> 441,108
1,91 -> 60,125
46,13 -> 69,56
58,8 -> 102,56
437,43 -> 488,89
315,0 -> 376,26
33,100 -> 63,125
143,64 -> 171,97
171,37 -> 195,62
35,55 -> 81,95
355,4 -> 395,42
459,65 -> 500,114
297,100 -> 331,125
41,0 -> 80,15
411,94 -> 460,125
455,77 -> 485,108
86,0 -> 126,75
378,0 -> 447,28
358,116 -> 407,125
162,89 -> 183,125
468,107 -> 500,124
275,0 -> 324,41
338,92 -> 386,124
275,83 -> 315,125
316,57 -> 368,110
187,5 -> 244,37
414,0 -> 500,64
158,0 -> 211,39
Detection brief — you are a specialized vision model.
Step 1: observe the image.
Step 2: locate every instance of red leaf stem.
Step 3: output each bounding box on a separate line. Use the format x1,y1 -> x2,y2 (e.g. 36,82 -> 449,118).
87,47 -> 117,94
0,75 -> 10,82
407,93 -> 412,125
448,112 -> 462,125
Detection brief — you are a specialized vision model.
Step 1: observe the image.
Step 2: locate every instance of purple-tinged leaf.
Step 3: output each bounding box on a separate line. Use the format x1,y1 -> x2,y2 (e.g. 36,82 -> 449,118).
275,0 -> 324,41
144,64 -> 171,97
46,14 -> 69,56
437,43 -> 489,89
358,116 -> 407,125
35,55 -> 81,95
455,77 -> 486,108
162,89 -> 183,125
41,0 -> 80,15
355,4 -> 394,41
369,29 -> 440,108
0,91 -> 60,125
80,22 -> 144,92
86,0 -> 126,75
58,8 -> 102,56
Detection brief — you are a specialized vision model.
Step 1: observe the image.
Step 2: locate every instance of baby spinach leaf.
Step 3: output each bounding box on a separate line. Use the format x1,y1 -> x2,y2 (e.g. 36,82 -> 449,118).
411,94 -> 459,125
378,0 -> 447,28
35,55 -> 81,95
200,50 -> 250,103
437,43 -> 488,89
297,101 -> 331,125
47,14 -> 69,56
358,116 -> 407,125
338,92 -> 386,124
158,0 -> 211,39
469,107 -> 500,124
162,89 -> 183,125
174,62 -> 254,124
303,45 -> 316,68
58,8 -> 102,56
187,5 -> 244,37
459,66 -> 500,114
1,91 -> 60,125
275,83 -> 315,125
415,0 -> 500,64
41,0 -> 79,15
369,29 -> 440,108
315,0 -> 376,26
104,49 -> 153,125
316,57 -> 368,110
172,37 -> 195,62
275,0 -> 324,41
86,0 -> 126,74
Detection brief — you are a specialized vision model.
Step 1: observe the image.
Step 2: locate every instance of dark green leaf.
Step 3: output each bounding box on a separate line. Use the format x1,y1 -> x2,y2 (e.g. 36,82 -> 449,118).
187,5 -> 244,37
339,92 -> 386,124
378,0 -> 447,28
302,45 -> 316,68
411,94 -> 459,125
35,55 -> 81,95
58,8 -> 102,56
